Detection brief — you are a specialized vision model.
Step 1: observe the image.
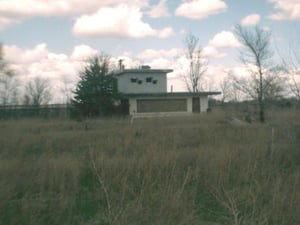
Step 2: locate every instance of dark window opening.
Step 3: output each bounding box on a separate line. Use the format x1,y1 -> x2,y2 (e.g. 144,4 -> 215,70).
138,80 -> 143,84
137,99 -> 187,113
192,97 -> 200,113
131,78 -> 137,83
152,80 -> 157,84
146,77 -> 153,82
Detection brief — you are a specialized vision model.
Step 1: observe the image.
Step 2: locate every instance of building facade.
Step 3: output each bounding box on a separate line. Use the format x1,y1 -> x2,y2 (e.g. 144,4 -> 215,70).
114,66 -> 220,116
115,66 -> 172,94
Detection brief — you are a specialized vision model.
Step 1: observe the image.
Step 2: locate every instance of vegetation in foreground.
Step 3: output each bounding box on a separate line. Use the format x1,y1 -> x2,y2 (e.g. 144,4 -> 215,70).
0,108 -> 299,225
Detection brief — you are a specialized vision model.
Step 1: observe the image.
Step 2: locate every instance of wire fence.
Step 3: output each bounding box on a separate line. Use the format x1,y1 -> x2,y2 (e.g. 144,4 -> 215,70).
0,104 -> 71,119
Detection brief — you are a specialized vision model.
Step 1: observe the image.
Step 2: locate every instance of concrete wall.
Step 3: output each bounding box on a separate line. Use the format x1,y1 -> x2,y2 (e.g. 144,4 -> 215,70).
136,99 -> 187,113
117,72 -> 167,94
129,98 -> 137,115
187,97 -> 193,113
128,95 -> 209,116
200,96 -> 208,112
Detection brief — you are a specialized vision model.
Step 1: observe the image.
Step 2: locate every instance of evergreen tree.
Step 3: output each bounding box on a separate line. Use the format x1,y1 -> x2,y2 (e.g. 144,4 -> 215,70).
72,55 -> 119,117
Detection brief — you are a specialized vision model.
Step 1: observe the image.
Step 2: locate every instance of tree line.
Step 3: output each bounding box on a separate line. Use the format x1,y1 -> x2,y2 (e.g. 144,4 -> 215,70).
0,51 -> 120,118
179,25 -> 299,123
1,25 -> 300,122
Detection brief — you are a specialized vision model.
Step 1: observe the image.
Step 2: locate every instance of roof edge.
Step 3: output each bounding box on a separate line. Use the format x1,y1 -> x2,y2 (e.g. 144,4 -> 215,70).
113,69 -> 173,76
122,92 -> 221,97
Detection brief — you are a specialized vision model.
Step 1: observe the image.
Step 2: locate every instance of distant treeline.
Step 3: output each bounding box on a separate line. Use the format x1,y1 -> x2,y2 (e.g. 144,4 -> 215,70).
0,104 -> 70,119
0,99 -> 299,119
210,98 -> 300,109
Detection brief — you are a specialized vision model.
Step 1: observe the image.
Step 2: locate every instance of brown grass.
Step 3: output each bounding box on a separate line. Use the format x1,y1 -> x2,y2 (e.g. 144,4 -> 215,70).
0,108 -> 299,225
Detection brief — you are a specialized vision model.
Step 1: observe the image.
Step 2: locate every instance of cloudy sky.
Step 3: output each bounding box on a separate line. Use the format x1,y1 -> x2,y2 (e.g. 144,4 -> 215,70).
1,0 -> 300,102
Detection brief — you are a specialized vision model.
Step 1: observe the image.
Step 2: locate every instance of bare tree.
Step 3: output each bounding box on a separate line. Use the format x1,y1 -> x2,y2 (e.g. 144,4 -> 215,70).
182,33 -> 207,92
24,77 -> 52,106
234,25 -> 274,122
219,71 -> 252,103
0,43 -> 13,79
60,76 -> 74,104
0,76 -> 19,105
219,75 -> 235,102
281,44 -> 300,100
289,70 -> 300,100
231,70 -> 285,101
0,43 -> 18,105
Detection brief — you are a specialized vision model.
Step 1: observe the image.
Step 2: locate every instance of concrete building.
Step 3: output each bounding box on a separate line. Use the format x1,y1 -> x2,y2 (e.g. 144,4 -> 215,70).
114,66 -> 220,116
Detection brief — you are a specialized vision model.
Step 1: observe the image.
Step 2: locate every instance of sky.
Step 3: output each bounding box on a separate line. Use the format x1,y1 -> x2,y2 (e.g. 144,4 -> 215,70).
1,0 -> 300,103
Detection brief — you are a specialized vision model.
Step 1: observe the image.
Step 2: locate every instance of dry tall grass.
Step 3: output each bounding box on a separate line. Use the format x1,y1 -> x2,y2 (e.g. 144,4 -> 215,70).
0,108 -> 299,225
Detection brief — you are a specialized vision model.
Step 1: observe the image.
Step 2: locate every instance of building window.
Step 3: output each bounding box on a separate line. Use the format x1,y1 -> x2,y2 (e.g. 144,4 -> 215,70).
146,77 -> 152,82
131,78 -> 137,83
152,80 -> 157,84
138,80 -> 143,84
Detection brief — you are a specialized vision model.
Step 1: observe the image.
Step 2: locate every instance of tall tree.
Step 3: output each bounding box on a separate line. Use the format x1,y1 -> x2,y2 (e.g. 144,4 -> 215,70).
219,75 -> 235,102
281,43 -> 300,100
230,69 -> 285,101
60,76 -> 74,104
0,76 -> 19,105
182,33 -> 207,92
0,43 -> 18,105
72,55 -> 119,117
0,43 -> 13,78
23,77 -> 52,106
234,25 -> 274,123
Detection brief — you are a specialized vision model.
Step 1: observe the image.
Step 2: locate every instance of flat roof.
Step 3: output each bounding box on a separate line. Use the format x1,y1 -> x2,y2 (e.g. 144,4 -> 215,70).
114,69 -> 173,76
122,92 -> 221,98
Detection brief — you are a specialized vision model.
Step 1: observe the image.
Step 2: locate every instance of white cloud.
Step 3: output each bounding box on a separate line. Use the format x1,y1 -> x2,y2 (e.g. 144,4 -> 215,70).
167,55 -> 231,92
202,46 -> 226,58
0,0 -> 149,29
0,16 -> 19,30
208,31 -> 241,48
3,43 -> 186,102
136,48 -> 183,70
0,0 -> 148,17
226,65 -> 250,78
175,0 -> 227,19
2,43 -> 100,103
241,14 -> 261,26
157,27 -> 175,38
4,43 -> 49,64
167,76 -> 187,92
0,0 -> 70,18
147,0 -> 170,18
71,45 -> 99,61
137,48 -> 182,60
138,45 -> 227,60
180,29 -> 187,35
111,55 -> 141,69
148,58 -> 174,69
134,46 -> 228,92
72,4 -> 174,39
269,0 -> 300,20
2,42 -> 239,100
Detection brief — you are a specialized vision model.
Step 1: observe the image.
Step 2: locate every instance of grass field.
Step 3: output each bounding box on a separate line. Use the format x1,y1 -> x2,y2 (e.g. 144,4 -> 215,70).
0,108 -> 299,225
